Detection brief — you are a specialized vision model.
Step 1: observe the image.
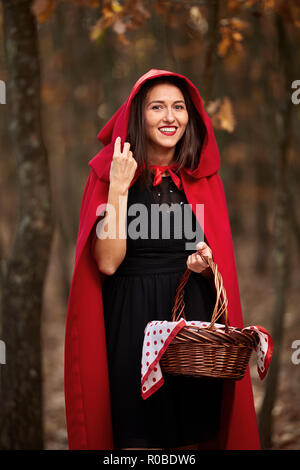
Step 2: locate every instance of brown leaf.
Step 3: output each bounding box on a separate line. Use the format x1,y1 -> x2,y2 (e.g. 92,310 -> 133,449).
218,35 -> 231,57
243,0 -> 259,7
102,6 -> 115,20
111,0 -> 123,14
117,33 -> 131,46
209,97 -> 236,133
31,0 -> 56,23
230,17 -> 249,31
227,0 -> 242,10
90,17 -> 110,41
232,31 -> 243,41
206,98 -> 221,116
135,1 -> 151,20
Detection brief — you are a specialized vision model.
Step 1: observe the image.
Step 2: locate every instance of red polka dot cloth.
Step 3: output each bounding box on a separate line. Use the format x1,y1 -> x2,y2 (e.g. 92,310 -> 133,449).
141,321 -> 273,399
244,325 -> 273,379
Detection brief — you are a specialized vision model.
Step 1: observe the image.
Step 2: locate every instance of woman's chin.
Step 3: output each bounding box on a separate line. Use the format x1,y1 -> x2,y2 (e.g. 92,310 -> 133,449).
150,138 -> 180,150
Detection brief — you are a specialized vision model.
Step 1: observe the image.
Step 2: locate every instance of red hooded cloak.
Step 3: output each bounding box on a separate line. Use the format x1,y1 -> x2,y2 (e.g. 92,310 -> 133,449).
64,68 -> 261,450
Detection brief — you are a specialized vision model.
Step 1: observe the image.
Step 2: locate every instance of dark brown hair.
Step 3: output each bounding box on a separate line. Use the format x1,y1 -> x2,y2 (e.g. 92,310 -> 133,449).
126,75 -> 207,189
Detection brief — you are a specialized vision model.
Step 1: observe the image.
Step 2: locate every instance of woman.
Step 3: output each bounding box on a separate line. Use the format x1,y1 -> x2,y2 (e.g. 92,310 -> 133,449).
92,75 -> 223,450
64,69 -> 261,450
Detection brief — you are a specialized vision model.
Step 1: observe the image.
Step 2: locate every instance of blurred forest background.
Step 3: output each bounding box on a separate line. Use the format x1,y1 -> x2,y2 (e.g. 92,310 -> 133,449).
0,0 -> 299,450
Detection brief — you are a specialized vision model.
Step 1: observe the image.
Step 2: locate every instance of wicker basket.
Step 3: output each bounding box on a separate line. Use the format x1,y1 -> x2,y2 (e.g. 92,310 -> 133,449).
160,254 -> 259,380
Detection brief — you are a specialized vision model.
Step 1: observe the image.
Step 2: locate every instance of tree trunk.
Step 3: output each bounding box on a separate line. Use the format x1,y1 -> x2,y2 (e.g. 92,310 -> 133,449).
251,13 -> 276,274
202,0 -> 220,104
258,11 -> 293,449
0,0 -> 54,449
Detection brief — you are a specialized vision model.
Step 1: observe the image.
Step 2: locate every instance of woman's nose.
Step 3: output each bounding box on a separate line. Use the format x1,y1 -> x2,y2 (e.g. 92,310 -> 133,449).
163,108 -> 175,122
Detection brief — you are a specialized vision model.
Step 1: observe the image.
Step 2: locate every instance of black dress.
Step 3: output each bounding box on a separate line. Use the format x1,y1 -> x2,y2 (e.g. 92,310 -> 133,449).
102,173 -> 223,449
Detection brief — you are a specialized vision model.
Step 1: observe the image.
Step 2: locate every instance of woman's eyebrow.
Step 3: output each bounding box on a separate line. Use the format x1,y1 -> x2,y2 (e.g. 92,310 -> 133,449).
148,100 -> 185,105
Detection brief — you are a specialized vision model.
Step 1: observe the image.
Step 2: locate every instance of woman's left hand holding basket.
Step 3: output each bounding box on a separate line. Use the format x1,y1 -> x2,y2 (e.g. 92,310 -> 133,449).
186,241 -> 213,278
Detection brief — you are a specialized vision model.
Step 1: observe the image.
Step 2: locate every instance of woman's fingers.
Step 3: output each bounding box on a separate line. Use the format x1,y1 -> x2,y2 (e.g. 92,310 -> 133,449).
110,137 -> 137,190
187,253 -> 204,270
114,137 -> 132,158
122,141 -> 131,157
114,136 -> 121,155
196,241 -> 212,259
187,245 -> 212,273
113,137 -> 135,165
196,241 -> 210,253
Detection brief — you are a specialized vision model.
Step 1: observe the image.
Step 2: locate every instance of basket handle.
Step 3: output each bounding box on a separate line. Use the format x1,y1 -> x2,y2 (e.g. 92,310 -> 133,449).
171,252 -> 229,332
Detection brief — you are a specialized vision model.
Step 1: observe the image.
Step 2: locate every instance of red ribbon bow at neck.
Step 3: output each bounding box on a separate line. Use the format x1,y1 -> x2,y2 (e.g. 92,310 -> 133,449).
149,164 -> 182,190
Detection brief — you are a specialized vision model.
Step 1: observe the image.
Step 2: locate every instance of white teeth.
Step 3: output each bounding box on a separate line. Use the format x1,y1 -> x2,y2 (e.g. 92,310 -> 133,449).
159,127 -> 176,132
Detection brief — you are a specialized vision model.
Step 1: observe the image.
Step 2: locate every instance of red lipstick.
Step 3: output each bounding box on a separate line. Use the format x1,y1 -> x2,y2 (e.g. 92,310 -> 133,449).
159,127 -> 177,136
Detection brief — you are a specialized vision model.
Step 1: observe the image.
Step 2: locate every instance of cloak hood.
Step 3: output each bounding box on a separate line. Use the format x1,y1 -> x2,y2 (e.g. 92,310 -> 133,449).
89,68 -> 220,186
64,68 -> 261,450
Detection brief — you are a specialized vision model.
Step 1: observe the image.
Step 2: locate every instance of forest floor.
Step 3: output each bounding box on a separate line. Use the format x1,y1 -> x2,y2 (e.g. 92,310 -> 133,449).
42,229 -> 300,450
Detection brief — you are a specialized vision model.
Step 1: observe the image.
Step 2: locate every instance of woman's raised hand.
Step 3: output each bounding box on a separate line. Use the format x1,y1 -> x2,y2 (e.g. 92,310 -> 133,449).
109,136 -> 137,192
186,241 -> 213,275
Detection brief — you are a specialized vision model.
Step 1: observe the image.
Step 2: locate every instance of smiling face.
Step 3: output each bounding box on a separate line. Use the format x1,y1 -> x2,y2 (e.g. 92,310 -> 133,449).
144,83 -> 189,162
